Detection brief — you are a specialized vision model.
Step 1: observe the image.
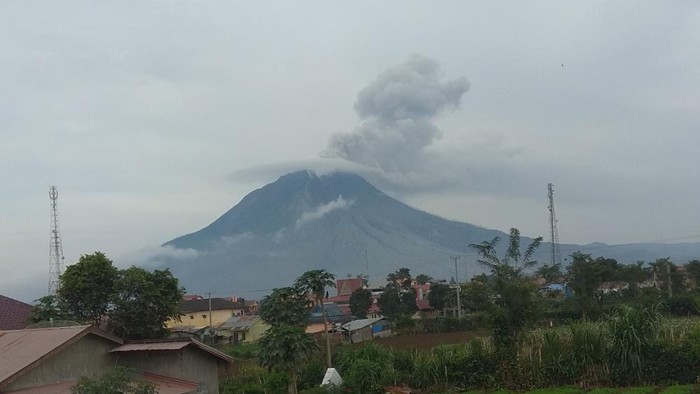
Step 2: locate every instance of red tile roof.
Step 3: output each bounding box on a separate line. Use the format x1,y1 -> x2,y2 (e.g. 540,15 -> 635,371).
0,295 -> 32,330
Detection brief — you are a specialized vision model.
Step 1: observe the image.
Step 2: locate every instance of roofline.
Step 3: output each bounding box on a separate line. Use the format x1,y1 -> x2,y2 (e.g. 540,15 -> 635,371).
189,338 -> 234,364
0,325 -> 122,389
117,337 -> 234,364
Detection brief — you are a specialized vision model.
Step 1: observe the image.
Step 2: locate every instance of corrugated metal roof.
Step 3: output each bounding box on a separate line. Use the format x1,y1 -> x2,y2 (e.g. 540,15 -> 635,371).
342,317 -> 386,332
111,339 -> 234,364
219,315 -> 260,330
110,341 -> 191,352
0,325 -> 122,387
3,380 -> 75,393
143,372 -> 198,394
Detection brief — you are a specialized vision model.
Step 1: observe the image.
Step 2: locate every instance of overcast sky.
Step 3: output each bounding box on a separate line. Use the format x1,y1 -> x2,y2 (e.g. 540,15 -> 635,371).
2,1 -> 699,302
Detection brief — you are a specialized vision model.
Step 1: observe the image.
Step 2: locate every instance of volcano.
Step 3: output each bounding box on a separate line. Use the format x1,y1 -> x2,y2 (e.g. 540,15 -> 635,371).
159,170 -> 700,297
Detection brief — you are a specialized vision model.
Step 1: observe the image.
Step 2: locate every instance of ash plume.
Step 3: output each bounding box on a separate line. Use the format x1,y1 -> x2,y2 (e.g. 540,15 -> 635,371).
322,55 -> 469,173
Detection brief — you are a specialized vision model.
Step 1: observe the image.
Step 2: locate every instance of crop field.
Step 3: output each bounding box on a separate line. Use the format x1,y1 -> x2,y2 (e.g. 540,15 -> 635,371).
370,330 -> 491,350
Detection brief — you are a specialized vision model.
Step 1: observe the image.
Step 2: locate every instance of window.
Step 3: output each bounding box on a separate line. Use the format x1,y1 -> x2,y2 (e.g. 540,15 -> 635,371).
202,314 -> 207,319
241,332 -> 246,341
189,315 -> 194,319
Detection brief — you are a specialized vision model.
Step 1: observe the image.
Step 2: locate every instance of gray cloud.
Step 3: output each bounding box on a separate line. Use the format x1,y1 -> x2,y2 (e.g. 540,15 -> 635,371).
322,56 -> 469,172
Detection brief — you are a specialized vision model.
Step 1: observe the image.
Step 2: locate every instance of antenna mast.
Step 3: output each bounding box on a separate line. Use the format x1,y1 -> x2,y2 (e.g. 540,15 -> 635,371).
48,186 -> 65,296
547,183 -> 562,266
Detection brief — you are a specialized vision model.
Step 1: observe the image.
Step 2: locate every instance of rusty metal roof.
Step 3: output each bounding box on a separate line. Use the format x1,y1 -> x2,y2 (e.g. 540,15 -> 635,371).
0,325 -> 122,388
110,338 -> 233,364
143,372 -> 199,394
110,341 -> 191,352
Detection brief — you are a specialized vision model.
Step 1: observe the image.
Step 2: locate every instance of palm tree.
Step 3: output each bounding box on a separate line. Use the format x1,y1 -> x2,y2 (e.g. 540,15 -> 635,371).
469,228 -> 543,279
294,269 -> 336,368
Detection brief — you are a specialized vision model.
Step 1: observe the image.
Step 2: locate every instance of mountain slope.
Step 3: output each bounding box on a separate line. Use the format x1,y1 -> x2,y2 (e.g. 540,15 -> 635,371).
159,170 -> 700,297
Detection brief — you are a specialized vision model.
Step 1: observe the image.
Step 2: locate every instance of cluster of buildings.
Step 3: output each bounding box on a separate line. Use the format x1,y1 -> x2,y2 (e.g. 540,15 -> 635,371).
0,276 -> 442,393
166,277 -> 417,345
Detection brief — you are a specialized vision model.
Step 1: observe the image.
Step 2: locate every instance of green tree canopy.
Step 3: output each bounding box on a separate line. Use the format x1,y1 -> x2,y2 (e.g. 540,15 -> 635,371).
258,324 -> 318,394
378,284 -> 417,319
349,288 -> 373,319
53,252 -> 183,340
686,259 -> 700,290
259,287 -> 309,327
107,267 -> 183,340
426,282 -> 450,311
469,228 -> 542,348
71,366 -> 155,394
293,269 -> 336,368
59,252 -> 119,326
415,274 -> 433,285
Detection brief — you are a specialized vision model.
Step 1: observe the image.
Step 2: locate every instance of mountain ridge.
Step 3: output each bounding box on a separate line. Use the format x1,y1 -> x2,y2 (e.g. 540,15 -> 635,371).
157,170 -> 700,297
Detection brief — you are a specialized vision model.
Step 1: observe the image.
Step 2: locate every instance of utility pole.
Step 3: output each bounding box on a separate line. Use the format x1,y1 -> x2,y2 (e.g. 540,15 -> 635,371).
450,255 -> 461,283
208,292 -> 212,327
667,263 -> 673,298
450,255 -> 462,319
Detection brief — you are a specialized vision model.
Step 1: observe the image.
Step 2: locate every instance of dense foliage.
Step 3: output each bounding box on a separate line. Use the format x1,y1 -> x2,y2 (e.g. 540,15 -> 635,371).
31,252 -> 183,340
349,288 -> 373,318
71,367 -> 155,394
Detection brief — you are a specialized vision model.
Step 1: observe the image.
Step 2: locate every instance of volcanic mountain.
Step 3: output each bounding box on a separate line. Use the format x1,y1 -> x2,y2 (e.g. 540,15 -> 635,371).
160,170 -> 700,296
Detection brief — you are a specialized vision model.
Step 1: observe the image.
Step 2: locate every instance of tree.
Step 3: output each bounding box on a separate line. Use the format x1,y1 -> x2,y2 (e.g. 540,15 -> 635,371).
258,324 -> 318,394
567,252 -> 623,319
621,261 -> 650,298
71,366 -> 155,394
459,280 -> 492,313
59,252 -> 119,327
468,228 -> 542,346
259,287 -> 309,327
377,284 -> 417,319
258,285 -> 318,394
686,259 -> 700,290
52,252 -> 183,340
349,288 -> 373,319
107,267 -> 183,340
651,257 -> 685,297
426,282 -> 450,312
415,274 -> 433,285
537,263 -> 563,283
29,295 -> 66,324
386,267 -> 413,288
293,269 -> 336,368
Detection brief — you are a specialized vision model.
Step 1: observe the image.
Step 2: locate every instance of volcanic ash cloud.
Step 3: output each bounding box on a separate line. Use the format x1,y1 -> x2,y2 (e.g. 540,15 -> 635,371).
322,55 -> 469,173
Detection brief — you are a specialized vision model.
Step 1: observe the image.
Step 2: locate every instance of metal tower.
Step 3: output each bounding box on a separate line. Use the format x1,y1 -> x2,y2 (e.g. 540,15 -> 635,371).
48,186 -> 65,295
547,183 -> 562,266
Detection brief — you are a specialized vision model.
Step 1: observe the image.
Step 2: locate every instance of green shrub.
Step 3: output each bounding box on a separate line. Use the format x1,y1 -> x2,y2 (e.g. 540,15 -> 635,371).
657,385 -> 695,394
586,388 -> 620,394
620,386 -> 656,394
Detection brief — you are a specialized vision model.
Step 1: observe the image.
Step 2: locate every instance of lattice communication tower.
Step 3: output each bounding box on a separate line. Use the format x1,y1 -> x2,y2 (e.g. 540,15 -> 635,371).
48,186 -> 65,295
547,183 -> 562,266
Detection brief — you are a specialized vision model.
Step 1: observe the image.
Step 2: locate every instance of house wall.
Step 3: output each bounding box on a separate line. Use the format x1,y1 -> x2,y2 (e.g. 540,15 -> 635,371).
245,321 -> 269,343
116,347 -> 221,394
168,309 -> 235,329
2,335 -> 116,392
350,326 -> 373,343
